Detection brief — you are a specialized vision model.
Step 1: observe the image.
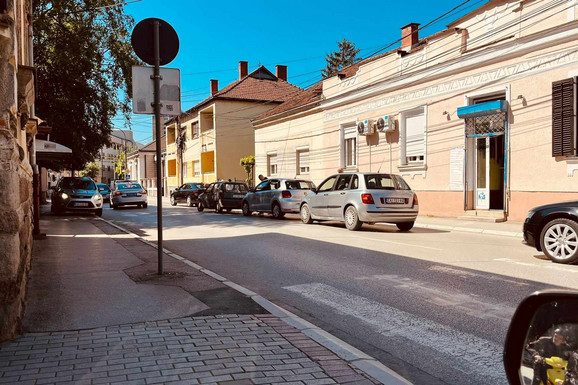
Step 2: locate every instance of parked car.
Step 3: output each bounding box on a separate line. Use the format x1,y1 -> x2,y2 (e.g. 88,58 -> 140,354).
242,178 -> 315,219
523,201 -> 578,264
197,181 -> 249,213
96,183 -> 111,203
51,177 -> 104,216
300,172 -> 418,231
170,183 -> 205,207
110,181 -> 148,209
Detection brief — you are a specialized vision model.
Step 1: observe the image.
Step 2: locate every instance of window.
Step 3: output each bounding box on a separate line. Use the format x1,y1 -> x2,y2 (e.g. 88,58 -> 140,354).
296,148 -> 310,174
317,176 -> 338,193
400,107 -> 426,165
351,175 -> 359,189
285,180 -> 314,190
341,125 -> 357,168
552,78 -> 577,157
267,153 -> 278,176
334,175 -> 352,191
364,174 -> 396,190
192,122 -> 199,139
193,161 -> 200,176
182,162 -> 188,178
255,181 -> 270,191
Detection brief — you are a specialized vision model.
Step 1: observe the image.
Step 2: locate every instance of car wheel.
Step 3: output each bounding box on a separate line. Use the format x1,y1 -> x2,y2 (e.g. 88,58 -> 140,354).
95,208 -> 103,217
197,201 -> 204,212
540,218 -> 578,264
396,222 -> 414,232
300,204 -> 314,224
143,203 -> 148,209
272,203 -> 284,219
170,195 -> 177,206
344,206 -> 362,231
216,200 -> 223,213
242,201 -> 252,216
187,196 -> 194,207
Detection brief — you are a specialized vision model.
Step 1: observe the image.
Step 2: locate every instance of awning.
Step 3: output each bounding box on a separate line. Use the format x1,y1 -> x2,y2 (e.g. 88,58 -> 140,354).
457,100 -> 508,119
35,139 -> 72,162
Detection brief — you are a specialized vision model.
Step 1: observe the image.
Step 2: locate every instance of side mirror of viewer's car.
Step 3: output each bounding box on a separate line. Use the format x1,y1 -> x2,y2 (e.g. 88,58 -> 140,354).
503,290 -> 578,385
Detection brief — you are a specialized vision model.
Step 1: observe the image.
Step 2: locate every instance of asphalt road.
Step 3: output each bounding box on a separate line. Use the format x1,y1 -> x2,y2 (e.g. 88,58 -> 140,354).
103,199 -> 578,385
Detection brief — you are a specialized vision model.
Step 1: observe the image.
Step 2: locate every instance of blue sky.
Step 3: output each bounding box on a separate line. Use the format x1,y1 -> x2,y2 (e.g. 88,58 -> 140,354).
116,0 -> 488,144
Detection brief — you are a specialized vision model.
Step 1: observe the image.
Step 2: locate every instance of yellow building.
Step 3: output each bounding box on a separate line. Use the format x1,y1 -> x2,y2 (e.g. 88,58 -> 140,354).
253,0 -> 578,222
165,61 -> 301,192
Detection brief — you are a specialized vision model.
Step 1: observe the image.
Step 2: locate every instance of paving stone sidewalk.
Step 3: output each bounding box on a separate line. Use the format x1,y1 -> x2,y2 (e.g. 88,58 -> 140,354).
0,314 -> 379,385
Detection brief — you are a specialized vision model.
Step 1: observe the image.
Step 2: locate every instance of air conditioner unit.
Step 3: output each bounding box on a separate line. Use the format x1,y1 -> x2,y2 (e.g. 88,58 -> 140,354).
376,115 -> 397,133
357,119 -> 375,135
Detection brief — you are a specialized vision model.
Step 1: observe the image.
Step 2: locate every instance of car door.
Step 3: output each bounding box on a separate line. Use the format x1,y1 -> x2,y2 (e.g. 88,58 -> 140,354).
309,175 -> 338,218
253,181 -> 271,211
326,174 -> 353,219
202,183 -> 214,208
263,180 -> 280,211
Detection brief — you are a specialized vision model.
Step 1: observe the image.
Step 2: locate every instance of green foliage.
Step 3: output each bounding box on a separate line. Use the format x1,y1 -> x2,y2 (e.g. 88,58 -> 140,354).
322,38 -> 361,79
79,161 -> 100,179
240,155 -> 255,187
33,0 -> 139,171
115,151 -> 126,180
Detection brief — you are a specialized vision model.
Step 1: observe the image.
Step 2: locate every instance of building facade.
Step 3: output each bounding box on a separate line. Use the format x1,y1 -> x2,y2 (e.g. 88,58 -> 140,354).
97,129 -> 137,185
253,0 -> 578,222
0,0 -> 37,341
165,61 -> 301,193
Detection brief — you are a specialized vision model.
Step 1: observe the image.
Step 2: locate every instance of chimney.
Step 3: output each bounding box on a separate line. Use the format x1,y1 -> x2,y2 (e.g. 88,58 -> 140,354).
401,23 -> 420,50
239,61 -> 248,79
276,65 -> 287,81
210,79 -> 219,95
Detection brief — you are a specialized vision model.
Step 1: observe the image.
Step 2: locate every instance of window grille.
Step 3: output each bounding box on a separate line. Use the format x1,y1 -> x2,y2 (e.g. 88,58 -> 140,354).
465,112 -> 506,137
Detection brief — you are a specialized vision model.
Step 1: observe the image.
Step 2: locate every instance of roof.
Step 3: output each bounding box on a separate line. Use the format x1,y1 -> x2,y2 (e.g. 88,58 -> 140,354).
128,134 -> 166,158
254,82 -> 323,123
168,66 -> 302,124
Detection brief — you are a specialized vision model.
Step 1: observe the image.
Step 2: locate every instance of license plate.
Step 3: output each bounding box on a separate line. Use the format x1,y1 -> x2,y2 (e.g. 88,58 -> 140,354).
233,194 -> 244,199
75,202 -> 89,207
126,193 -> 138,197
383,198 -> 406,204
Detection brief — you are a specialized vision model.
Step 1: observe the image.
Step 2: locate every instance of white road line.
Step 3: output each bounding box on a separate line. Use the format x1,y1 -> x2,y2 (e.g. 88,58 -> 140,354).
284,282 -> 505,381
494,258 -> 578,274
355,274 -> 515,322
356,236 -> 443,251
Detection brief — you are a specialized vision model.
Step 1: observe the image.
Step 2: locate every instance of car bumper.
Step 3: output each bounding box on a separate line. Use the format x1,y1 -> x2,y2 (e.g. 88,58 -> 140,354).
279,199 -> 301,213
523,221 -> 539,249
112,196 -> 147,205
61,199 -> 102,211
358,206 -> 419,223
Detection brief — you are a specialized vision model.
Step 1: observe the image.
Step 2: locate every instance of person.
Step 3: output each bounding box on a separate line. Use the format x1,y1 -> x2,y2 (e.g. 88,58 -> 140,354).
526,328 -> 572,385
258,174 -> 267,182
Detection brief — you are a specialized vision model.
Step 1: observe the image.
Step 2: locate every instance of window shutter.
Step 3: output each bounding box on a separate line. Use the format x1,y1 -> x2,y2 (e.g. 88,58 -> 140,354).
405,111 -> 425,159
552,78 -> 576,157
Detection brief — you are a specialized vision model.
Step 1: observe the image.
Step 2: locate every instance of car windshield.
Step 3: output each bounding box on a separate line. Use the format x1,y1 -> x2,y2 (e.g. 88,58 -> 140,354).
61,178 -> 96,190
97,184 -> 109,192
285,180 -> 314,190
364,175 -> 396,190
117,183 -> 143,190
224,184 -> 248,193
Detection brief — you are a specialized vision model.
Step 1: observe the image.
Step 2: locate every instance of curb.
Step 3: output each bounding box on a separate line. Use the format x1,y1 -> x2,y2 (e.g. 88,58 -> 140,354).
97,217 -> 412,385
414,222 -> 523,238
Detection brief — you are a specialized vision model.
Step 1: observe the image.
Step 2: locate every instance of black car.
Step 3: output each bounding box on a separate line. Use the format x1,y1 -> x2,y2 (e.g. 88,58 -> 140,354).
170,183 -> 205,207
197,181 -> 249,213
523,201 -> 578,264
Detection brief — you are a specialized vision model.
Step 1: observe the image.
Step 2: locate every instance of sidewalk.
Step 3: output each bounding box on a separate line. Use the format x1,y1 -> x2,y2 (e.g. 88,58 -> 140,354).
415,216 -> 524,238
0,212 -> 400,385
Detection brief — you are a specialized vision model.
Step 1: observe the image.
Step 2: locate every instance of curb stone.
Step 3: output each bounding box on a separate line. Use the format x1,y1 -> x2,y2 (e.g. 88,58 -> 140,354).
415,223 -> 522,238
96,217 -> 412,385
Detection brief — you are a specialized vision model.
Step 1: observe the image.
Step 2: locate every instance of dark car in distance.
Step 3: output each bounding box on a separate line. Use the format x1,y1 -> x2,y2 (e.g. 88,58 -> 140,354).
197,181 -> 249,213
523,200 -> 578,264
96,183 -> 111,203
170,183 -> 205,207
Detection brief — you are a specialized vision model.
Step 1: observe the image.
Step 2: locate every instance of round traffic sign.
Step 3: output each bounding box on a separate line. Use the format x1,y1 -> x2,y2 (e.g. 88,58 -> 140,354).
131,18 -> 179,66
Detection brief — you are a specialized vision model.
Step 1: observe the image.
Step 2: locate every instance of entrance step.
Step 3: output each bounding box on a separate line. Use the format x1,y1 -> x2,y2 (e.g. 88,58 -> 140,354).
457,210 -> 506,223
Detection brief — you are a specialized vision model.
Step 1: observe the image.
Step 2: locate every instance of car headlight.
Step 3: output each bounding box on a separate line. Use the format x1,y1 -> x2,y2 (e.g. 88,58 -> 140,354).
61,192 -> 69,199
94,194 -> 102,200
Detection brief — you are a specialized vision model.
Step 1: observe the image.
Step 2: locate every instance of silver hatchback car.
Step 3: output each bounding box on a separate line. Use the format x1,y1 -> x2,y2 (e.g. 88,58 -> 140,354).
242,178 -> 315,219
300,173 -> 418,231
110,181 -> 148,209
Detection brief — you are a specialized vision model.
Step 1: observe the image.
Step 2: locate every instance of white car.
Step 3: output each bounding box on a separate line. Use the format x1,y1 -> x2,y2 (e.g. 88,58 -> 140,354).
110,181 -> 148,209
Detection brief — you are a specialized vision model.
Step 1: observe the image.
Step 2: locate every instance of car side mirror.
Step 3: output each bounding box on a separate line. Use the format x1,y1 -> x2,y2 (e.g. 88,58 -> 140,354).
311,188 -> 317,194
503,290 -> 578,385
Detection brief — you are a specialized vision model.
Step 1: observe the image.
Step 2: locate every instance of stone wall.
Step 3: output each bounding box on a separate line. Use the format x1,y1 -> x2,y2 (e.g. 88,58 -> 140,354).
0,0 -> 34,343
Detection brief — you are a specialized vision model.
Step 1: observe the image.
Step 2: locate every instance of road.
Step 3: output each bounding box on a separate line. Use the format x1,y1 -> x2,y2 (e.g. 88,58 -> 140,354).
103,199 -> 578,385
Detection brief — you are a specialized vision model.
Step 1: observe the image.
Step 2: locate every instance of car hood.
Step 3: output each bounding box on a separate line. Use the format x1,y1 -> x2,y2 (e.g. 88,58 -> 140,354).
61,189 -> 96,196
531,200 -> 578,212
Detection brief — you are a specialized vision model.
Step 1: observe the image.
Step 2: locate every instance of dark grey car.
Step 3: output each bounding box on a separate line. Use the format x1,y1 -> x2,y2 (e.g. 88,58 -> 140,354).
242,178 -> 314,219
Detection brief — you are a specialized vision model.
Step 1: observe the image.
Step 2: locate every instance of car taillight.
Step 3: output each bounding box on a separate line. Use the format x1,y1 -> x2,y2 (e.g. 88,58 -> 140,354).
141,190 -> 147,194
194,190 -> 199,195
282,191 -> 292,198
115,192 -> 122,196
413,194 -> 419,206
361,193 -> 374,204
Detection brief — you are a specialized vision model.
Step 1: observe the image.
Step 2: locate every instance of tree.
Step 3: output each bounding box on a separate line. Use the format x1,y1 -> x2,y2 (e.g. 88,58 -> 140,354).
240,155 -> 255,187
79,161 -> 100,180
33,0 -> 139,171
322,38 -> 361,79
115,151 -> 126,180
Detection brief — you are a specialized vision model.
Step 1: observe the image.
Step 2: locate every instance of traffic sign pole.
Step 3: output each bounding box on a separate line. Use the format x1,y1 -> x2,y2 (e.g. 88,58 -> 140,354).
153,20 -> 163,275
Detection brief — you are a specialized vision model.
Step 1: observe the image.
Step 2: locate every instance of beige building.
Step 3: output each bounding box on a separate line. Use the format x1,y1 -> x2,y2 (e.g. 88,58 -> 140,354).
253,0 -> 578,222
164,61 -> 301,192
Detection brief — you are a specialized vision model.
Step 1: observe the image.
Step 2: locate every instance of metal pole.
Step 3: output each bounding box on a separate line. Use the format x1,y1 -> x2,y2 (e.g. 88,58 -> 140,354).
153,20 -> 164,275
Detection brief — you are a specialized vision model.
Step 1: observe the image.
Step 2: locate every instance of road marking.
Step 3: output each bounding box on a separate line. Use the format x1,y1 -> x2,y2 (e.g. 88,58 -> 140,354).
356,236 -> 443,251
428,265 -> 529,286
494,258 -> 578,274
355,274 -> 515,322
284,282 -> 504,381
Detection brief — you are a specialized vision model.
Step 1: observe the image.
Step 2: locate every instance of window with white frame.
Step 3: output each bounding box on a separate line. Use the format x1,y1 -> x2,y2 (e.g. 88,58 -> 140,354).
267,153 -> 278,176
182,162 -> 188,178
400,107 -> 426,166
296,148 -> 310,174
342,124 -> 357,169
193,161 -> 200,176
